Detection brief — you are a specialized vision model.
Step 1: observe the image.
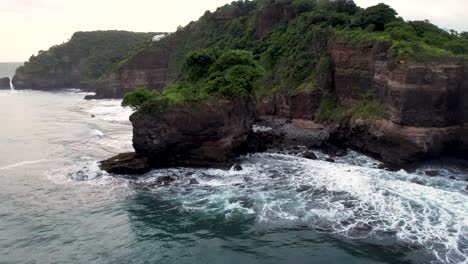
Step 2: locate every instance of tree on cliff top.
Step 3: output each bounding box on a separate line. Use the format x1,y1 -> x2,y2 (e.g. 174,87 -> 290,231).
358,3 -> 398,31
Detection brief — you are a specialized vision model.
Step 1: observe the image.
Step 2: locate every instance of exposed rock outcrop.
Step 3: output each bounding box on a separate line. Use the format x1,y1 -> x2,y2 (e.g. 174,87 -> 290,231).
102,97 -> 256,172
375,62 -> 466,128
255,2 -> 295,38
331,42 -> 391,108
331,119 -> 462,165
328,42 -> 468,165
100,152 -> 151,176
257,90 -> 324,120
0,77 -> 10,89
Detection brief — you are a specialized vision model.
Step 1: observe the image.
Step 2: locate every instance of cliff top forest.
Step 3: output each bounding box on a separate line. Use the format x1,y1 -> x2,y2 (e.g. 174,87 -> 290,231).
15,31 -> 157,81
15,0 -> 468,94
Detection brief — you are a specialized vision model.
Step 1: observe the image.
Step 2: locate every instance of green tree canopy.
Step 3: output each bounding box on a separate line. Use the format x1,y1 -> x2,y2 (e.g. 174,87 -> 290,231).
360,3 -> 398,31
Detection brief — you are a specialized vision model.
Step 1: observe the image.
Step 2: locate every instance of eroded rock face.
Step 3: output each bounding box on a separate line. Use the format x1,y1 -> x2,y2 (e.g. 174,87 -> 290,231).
90,38 -> 178,99
130,97 -> 256,168
330,42 -> 391,108
332,119 -> 462,165
257,90 -> 324,120
0,77 -> 10,89
255,2 -> 295,38
13,58 -> 88,90
329,41 -> 468,165
375,62 -> 466,127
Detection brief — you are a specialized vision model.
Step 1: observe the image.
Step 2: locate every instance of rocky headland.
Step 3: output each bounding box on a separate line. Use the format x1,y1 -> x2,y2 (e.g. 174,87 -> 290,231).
12,31 -> 161,91
12,0 -> 468,172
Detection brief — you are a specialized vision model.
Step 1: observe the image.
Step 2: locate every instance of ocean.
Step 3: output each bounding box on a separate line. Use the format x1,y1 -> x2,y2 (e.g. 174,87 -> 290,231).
0,63 -> 466,264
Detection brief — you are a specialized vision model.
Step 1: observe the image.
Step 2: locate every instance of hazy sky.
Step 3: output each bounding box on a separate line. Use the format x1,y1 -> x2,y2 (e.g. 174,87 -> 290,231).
0,0 -> 467,62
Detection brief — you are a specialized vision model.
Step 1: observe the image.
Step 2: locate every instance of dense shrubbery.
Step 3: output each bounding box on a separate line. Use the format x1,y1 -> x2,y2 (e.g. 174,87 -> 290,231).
122,49 -> 264,110
16,31 -> 156,81
163,0 -> 467,96
122,88 -> 160,109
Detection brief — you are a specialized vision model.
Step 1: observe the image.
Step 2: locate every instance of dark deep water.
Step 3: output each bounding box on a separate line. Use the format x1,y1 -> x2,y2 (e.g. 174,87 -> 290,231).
0,89 -> 466,264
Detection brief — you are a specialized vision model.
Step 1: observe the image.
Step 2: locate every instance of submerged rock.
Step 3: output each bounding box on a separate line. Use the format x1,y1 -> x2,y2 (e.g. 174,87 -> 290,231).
232,164 -> 243,171
425,170 -> 440,177
99,152 -> 151,175
0,77 -> 10,89
156,176 -> 176,186
189,178 -> 200,185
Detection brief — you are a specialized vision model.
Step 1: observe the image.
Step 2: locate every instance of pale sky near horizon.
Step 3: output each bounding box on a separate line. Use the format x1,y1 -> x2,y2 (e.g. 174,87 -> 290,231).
0,0 -> 467,62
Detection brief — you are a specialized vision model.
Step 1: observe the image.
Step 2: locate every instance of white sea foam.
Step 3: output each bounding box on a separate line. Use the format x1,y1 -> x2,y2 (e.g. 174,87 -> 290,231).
111,152 -> 467,264
90,129 -> 105,137
0,159 -> 52,170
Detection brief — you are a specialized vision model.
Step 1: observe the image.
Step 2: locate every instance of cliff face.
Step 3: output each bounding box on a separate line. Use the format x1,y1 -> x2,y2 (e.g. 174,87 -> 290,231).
13,58 -> 86,90
330,42 -> 391,108
329,42 -> 468,165
13,31 -> 158,91
130,97 -> 256,167
375,62 -> 465,127
0,77 -> 10,89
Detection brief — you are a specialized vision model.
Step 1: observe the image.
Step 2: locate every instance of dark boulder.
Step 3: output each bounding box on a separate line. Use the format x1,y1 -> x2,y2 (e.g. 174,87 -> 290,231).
100,152 -> 151,175
0,77 -> 10,89
130,97 -> 256,169
303,151 -> 318,160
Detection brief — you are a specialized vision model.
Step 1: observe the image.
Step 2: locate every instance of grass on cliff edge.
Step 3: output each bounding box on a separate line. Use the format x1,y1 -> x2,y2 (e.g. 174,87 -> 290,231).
317,92 -> 383,123
122,49 -> 264,112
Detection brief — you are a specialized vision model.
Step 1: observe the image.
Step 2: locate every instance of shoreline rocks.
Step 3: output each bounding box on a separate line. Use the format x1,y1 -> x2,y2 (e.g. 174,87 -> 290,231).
99,152 -> 151,176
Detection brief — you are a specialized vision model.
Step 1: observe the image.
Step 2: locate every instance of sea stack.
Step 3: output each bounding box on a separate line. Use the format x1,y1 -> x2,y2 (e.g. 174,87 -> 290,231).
0,77 -> 10,89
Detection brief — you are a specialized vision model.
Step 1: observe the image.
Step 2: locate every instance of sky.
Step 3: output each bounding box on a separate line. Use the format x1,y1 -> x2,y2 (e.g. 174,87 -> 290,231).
0,0 -> 467,62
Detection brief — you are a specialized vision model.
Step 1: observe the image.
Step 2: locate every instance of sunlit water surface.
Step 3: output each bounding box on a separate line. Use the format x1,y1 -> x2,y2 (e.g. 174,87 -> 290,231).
0,89 -> 466,264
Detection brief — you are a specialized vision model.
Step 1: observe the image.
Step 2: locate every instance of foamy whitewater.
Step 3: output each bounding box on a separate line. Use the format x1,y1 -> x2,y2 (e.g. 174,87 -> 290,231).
0,89 -> 466,264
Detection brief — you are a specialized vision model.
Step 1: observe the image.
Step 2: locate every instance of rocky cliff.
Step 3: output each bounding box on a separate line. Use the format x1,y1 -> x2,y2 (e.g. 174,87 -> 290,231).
13,31 -> 158,91
95,0 -> 468,167
131,97 -> 255,167
327,42 -> 468,165
0,77 -> 10,89
101,97 -> 256,173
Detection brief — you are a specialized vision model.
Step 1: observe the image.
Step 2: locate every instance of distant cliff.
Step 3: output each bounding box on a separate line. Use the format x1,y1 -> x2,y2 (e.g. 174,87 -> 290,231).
12,31 -> 159,90
0,77 -> 10,89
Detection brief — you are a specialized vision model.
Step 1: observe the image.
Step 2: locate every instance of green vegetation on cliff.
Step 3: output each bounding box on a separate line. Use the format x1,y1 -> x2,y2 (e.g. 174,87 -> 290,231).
16,31 -> 156,82
141,0 -> 468,96
317,92 -> 383,123
122,49 -> 264,110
